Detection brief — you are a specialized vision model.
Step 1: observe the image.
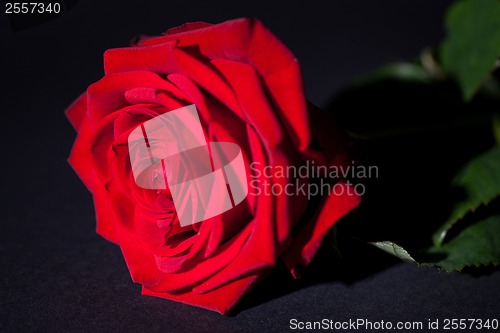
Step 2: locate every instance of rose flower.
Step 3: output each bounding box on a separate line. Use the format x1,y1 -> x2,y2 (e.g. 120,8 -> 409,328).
67,18 -> 360,314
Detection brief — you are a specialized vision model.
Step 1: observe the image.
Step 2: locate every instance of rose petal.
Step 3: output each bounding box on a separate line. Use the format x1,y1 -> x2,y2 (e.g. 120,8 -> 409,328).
145,224 -> 252,292
65,93 -> 87,131
164,22 -> 213,36
142,272 -> 260,315
282,182 -> 361,278
87,70 -> 178,125
104,44 -> 241,114
142,18 -> 310,150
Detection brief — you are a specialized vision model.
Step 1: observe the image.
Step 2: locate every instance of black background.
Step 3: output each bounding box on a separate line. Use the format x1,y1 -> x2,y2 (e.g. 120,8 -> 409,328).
2,1 -> 500,332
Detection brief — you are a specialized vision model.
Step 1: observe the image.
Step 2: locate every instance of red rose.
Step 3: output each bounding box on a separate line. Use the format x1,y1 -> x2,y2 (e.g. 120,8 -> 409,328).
67,18 -> 360,314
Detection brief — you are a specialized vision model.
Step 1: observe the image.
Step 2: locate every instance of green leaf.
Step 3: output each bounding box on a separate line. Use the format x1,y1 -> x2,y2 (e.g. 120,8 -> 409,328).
424,216 -> 500,271
433,146 -> 500,246
369,241 -> 417,264
351,63 -> 432,87
441,0 -> 500,100
371,216 -> 500,272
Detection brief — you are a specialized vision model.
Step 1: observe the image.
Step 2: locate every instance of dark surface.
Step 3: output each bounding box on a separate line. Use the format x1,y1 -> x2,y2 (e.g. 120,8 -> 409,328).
2,1 -> 500,332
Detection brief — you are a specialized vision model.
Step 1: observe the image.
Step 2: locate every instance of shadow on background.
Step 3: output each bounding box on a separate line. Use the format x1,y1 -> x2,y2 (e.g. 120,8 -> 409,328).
232,71 -> 500,314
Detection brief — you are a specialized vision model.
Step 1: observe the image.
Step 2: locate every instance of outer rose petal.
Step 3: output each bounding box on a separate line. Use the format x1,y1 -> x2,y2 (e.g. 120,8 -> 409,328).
68,118 -> 122,244
282,183 -> 361,278
280,102 -> 359,277
65,93 -> 87,131
142,273 -> 260,315
164,22 -> 213,35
